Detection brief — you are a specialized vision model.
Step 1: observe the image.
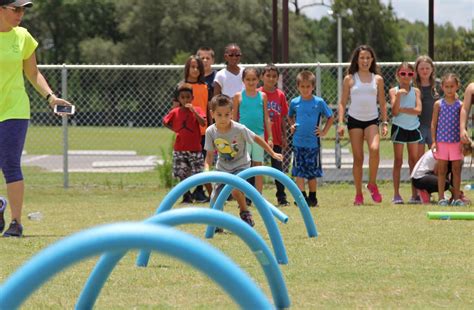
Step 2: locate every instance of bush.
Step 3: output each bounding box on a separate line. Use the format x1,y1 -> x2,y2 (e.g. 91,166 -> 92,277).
157,138 -> 178,188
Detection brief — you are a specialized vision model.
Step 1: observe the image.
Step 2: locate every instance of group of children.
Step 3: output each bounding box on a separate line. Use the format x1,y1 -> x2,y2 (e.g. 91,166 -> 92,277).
163,43 -> 334,226
387,61 -> 471,206
163,43 -> 472,227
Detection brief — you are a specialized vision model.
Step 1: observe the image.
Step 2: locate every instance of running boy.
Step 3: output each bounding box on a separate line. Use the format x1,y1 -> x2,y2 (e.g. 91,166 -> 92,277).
258,64 -> 290,206
288,71 -> 334,207
204,95 -> 283,226
163,83 -> 206,203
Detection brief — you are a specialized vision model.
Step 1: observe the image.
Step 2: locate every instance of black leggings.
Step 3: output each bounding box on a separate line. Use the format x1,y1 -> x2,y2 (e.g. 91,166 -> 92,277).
411,173 -> 450,194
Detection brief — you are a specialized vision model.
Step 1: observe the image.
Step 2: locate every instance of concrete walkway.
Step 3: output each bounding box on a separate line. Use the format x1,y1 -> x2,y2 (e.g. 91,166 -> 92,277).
22,150 -> 160,173
21,149 -> 473,182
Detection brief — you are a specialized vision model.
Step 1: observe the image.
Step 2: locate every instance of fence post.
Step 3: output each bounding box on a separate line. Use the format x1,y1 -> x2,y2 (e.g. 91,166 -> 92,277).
61,64 -> 69,188
335,61 -> 343,169
315,64 -> 325,183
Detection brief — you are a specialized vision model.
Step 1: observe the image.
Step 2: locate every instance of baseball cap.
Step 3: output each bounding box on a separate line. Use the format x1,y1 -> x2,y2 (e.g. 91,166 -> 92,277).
0,0 -> 33,7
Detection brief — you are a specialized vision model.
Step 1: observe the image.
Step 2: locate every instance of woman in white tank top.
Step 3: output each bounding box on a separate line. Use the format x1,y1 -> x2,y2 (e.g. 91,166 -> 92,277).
337,45 -> 389,206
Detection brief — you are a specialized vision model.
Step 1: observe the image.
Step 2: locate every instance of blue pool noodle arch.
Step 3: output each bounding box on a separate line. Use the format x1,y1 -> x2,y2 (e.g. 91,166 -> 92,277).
137,171 -> 288,265
206,166 -> 318,239
0,223 -> 272,310
77,209 -> 290,309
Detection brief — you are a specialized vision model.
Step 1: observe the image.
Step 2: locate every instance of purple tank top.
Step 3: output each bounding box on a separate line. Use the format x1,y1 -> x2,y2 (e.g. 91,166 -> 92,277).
436,99 -> 461,143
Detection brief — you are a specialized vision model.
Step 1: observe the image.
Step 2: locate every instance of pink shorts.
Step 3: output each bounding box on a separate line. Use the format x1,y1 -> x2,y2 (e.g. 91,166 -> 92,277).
435,142 -> 462,161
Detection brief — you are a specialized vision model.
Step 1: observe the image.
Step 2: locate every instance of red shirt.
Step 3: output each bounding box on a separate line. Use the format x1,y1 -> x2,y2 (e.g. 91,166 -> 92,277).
163,106 -> 205,151
258,87 -> 288,146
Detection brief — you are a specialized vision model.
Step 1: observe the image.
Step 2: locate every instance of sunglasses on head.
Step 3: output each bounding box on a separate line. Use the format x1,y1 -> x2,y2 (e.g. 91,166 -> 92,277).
398,71 -> 414,77
227,53 -> 241,57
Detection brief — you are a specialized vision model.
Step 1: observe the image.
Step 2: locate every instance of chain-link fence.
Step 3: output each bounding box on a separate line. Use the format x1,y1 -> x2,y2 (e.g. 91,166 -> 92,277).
26,62 -> 473,186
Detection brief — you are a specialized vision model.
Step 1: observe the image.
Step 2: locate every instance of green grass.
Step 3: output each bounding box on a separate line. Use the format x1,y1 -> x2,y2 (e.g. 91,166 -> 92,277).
27,125 -> 399,160
1,167 -> 473,308
25,126 -> 175,155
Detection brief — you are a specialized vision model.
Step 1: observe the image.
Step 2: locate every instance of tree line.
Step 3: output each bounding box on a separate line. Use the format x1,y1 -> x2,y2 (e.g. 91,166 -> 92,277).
22,0 -> 473,65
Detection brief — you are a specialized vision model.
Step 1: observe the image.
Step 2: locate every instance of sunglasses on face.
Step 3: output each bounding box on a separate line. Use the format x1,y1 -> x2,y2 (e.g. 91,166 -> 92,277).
399,71 -> 414,77
3,6 -> 27,13
227,53 -> 241,57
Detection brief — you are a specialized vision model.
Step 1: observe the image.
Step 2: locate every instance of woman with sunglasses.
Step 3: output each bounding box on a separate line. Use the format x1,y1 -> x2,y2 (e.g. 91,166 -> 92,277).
0,0 -> 72,237
213,43 -> 244,99
337,45 -> 389,206
388,62 -> 422,204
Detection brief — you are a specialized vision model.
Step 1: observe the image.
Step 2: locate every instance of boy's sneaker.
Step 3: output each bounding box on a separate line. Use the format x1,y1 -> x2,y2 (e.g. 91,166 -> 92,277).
239,210 -> 255,227
193,189 -> 209,203
418,190 -> 431,204
181,192 -> 193,204
408,196 -> 421,204
366,183 -> 382,203
3,220 -> 23,237
214,227 -> 224,233
354,194 -> 364,206
437,199 -> 449,206
451,199 -> 465,207
308,197 -> 318,207
391,195 -> 404,205
459,191 -> 471,205
277,197 -> 289,207
0,197 -> 7,233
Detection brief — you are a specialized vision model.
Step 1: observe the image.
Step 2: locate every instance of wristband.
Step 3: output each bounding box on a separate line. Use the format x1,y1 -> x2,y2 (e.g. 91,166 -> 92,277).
46,92 -> 55,104
381,121 -> 389,126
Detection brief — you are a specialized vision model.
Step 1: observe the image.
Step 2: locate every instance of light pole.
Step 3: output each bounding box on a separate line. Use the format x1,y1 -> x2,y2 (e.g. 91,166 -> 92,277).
328,9 -> 342,102
327,8 -> 343,169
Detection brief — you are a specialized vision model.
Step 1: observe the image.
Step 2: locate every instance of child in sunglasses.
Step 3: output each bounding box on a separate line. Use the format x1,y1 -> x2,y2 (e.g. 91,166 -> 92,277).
389,62 -> 422,204
213,43 -> 244,98
431,73 -> 464,206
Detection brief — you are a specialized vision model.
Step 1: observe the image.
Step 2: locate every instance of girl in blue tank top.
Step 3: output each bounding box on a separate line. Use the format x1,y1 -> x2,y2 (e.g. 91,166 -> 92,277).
388,62 -> 422,204
233,68 -> 272,197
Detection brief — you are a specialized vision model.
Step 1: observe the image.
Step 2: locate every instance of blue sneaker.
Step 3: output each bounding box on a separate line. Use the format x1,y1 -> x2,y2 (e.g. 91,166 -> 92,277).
437,199 -> 449,206
0,197 -> 7,233
451,199 -> 465,207
3,220 -> 23,238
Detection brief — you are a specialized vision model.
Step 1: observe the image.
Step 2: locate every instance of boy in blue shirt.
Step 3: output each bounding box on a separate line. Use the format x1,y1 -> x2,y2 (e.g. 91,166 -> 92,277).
288,71 -> 334,206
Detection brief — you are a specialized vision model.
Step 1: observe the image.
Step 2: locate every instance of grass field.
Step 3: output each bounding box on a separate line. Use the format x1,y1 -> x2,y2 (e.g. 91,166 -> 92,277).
0,167 -> 473,309
25,125 -> 399,159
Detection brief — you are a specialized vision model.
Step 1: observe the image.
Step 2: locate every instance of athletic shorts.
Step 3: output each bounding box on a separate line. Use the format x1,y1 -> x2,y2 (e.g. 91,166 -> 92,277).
434,142 -> 462,161
391,124 -> 423,144
291,146 -> 322,179
347,116 -> 379,130
211,168 -> 246,201
172,151 -> 204,180
418,126 -> 433,146
246,135 -> 264,162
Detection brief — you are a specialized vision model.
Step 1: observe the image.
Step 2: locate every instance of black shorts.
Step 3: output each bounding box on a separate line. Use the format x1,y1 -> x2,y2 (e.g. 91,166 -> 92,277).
391,124 -> 422,144
347,116 -> 379,130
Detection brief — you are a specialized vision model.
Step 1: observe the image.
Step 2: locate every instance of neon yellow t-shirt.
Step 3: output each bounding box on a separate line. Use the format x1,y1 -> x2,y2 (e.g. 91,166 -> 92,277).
0,27 -> 38,121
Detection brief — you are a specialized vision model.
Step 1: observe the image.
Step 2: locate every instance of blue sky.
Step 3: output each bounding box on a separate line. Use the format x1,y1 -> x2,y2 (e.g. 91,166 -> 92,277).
301,0 -> 473,30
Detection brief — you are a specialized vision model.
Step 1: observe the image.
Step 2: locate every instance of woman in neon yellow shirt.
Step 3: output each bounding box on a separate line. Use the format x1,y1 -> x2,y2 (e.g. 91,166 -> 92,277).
0,0 -> 72,237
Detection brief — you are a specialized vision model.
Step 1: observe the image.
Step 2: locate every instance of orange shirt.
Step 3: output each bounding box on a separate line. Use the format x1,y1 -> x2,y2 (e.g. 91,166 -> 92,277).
190,83 -> 208,135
